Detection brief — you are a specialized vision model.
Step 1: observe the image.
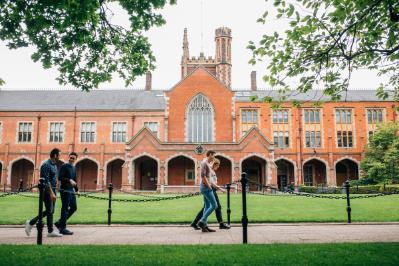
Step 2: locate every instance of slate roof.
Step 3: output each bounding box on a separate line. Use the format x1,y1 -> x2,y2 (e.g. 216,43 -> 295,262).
234,89 -> 395,102
0,89 -> 166,111
0,89 -> 394,112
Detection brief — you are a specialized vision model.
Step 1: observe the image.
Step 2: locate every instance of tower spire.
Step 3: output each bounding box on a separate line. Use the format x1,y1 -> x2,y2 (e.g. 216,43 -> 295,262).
182,28 -> 189,61
181,28 -> 190,78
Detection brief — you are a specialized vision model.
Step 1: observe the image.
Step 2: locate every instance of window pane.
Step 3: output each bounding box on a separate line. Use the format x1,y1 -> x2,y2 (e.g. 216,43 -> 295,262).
315,111 -> 320,123
378,110 -> 383,122
309,110 -> 314,123
305,110 -> 309,123
346,111 -> 351,124
336,111 -> 340,123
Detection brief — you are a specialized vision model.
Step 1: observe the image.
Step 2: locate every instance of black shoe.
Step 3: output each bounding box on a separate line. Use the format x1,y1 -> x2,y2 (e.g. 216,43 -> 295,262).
60,229 -> 74,235
197,221 -> 206,230
54,221 -> 60,230
190,223 -> 201,230
205,226 -> 216,232
219,223 -> 231,229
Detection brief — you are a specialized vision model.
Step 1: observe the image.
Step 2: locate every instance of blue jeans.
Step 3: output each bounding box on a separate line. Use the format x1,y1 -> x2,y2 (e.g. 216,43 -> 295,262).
59,190 -> 77,230
199,184 -> 218,225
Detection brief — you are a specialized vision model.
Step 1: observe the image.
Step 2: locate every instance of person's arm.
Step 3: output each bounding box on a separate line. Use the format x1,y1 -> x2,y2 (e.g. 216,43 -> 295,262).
41,164 -> 56,200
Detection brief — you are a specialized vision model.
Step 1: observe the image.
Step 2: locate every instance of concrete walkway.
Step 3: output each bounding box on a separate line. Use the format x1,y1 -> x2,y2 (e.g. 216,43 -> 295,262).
1,223 -> 399,245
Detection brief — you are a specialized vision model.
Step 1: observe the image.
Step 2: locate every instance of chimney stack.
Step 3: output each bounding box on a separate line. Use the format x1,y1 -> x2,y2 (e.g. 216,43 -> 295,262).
145,71 -> 152,91
250,71 -> 257,91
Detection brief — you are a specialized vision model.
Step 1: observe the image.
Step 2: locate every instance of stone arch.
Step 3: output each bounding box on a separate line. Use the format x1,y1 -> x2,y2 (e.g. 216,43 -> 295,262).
240,153 -> 268,191
215,154 -> 234,185
335,157 -> 360,186
303,157 -> 328,186
9,157 -> 35,191
165,153 -> 197,186
105,157 -> 125,190
275,157 -> 296,190
75,158 -> 99,191
130,152 -> 161,188
131,155 -> 159,191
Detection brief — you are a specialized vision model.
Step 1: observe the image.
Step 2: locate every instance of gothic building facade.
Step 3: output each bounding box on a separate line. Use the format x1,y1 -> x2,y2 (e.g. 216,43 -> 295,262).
0,27 -> 397,192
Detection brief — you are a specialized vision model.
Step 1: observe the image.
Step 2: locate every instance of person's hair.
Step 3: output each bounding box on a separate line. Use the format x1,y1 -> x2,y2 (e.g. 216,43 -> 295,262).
50,148 -> 61,158
69,152 -> 78,158
206,150 -> 216,157
213,158 -> 220,165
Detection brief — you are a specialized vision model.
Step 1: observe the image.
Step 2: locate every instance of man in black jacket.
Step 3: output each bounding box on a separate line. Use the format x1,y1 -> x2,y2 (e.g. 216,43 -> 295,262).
55,152 -> 79,235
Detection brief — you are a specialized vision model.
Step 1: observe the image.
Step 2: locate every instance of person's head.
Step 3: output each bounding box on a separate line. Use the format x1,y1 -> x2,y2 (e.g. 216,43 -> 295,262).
68,152 -> 78,165
50,148 -> 61,161
212,158 -> 220,170
206,150 -> 216,162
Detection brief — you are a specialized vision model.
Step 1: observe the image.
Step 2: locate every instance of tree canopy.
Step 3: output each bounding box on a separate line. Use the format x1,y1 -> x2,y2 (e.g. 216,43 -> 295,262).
248,0 -> 399,105
360,122 -> 399,184
0,0 -> 176,91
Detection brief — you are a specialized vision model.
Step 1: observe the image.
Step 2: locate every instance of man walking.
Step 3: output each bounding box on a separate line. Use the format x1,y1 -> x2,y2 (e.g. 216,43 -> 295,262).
193,150 -> 218,232
55,152 -> 79,235
25,148 -> 63,237
191,158 -> 230,230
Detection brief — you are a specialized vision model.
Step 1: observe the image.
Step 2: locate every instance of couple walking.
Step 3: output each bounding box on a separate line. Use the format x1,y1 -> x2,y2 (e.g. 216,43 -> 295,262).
24,148 -> 79,237
191,150 -> 230,232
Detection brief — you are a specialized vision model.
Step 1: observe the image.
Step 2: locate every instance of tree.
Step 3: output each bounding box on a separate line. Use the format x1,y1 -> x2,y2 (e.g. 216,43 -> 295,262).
0,0 -> 176,91
248,0 -> 399,104
360,122 -> 399,183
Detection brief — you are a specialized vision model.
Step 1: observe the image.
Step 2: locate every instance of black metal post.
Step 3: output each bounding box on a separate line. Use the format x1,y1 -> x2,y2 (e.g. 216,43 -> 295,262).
345,180 -> 351,224
107,183 -> 113,226
226,183 -> 231,225
36,178 -> 45,245
240,172 -> 248,244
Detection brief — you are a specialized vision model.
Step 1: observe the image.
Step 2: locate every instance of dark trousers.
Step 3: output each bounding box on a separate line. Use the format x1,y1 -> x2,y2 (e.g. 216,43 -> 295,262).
29,190 -> 55,233
58,190 -> 77,230
193,189 -> 223,224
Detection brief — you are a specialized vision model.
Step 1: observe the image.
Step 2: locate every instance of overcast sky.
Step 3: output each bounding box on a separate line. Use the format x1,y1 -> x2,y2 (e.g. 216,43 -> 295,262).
0,0 -> 384,90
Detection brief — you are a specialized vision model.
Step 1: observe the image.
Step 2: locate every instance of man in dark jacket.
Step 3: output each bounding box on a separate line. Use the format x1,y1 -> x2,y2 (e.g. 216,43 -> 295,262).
25,148 -> 63,237
55,152 -> 79,235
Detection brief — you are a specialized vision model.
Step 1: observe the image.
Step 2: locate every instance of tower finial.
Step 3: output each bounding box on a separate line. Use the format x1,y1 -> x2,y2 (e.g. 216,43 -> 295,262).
182,28 -> 189,61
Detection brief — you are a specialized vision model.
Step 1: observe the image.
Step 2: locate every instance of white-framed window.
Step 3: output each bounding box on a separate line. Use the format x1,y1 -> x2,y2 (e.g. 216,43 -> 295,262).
305,131 -> 321,148
337,131 -> 353,148
80,122 -> 96,143
273,109 -> 289,124
335,109 -> 354,148
185,169 -> 195,181
304,109 -> 321,124
367,109 -> 384,124
335,109 -> 352,124
112,122 -> 127,143
144,122 -> 159,138
273,131 -> 289,148
186,94 -> 214,143
17,122 -> 33,143
241,109 -> 259,136
48,122 -> 65,143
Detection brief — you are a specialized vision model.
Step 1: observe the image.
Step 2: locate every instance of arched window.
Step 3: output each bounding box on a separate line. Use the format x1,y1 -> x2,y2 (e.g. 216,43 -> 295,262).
186,94 -> 214,143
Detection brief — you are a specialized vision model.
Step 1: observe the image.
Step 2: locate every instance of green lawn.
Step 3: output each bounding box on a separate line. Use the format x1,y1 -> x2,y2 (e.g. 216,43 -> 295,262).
1,193 -> 399,224
1,243 -> 399,266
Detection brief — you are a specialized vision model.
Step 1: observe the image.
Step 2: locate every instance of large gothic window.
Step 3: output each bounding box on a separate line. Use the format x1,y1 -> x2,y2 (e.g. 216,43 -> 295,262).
187,94 -> 214,143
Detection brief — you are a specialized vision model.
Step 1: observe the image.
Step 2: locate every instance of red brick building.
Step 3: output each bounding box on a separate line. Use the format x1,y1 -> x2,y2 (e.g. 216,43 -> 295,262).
0,27 -> 398,192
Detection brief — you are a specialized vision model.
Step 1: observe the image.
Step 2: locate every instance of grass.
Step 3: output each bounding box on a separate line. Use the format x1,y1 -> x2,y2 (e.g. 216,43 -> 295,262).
1,243 -> 399,265
1,193 -> 399,224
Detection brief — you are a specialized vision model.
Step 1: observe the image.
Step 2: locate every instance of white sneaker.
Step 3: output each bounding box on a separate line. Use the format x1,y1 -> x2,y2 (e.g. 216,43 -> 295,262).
47,231 -> 63,237
24,220 -> 33,236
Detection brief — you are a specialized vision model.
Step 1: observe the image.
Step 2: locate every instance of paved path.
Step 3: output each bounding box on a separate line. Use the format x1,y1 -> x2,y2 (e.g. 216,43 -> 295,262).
1,223 -> 399,245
